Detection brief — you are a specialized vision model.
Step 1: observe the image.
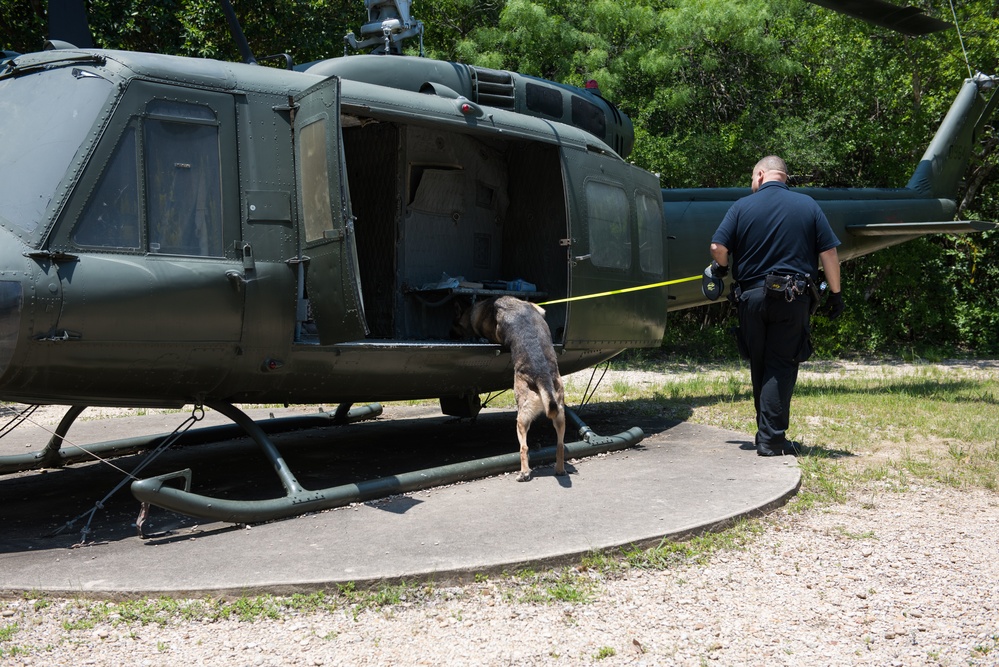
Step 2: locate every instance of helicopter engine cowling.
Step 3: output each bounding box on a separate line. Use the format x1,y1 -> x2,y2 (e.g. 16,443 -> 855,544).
304,55 -> 635,158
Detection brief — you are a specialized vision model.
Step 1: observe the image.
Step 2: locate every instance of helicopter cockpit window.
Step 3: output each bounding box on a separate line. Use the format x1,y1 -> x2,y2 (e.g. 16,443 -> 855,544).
144,101 -> 223,256
0,65 -> 113,240
636,192 -> 664,276
73,122 -> 141,249
586,180 -> 630,270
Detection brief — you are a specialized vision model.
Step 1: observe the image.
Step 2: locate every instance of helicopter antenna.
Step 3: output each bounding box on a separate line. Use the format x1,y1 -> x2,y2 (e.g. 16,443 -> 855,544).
217,0 -> 257,65
344,0 -> 424,55
947,0 -> 973,80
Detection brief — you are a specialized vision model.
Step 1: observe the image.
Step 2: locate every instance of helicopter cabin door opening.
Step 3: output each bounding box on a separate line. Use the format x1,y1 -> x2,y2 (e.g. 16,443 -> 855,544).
293,77 -> 368,346
340,117 -> 570,343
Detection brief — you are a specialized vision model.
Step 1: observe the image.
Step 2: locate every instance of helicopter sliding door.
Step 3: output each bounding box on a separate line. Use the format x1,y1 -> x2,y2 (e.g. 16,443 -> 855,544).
293,77 -> 367,345
561,149 -> 668,348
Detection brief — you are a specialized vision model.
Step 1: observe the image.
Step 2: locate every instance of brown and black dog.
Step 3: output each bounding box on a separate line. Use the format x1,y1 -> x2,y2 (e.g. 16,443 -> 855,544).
455,296 -> 566,481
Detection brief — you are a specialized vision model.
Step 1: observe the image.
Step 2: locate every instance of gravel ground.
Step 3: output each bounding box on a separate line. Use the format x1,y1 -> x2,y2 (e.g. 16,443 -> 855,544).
2,360 -> 997,665
2,482 -> 997,666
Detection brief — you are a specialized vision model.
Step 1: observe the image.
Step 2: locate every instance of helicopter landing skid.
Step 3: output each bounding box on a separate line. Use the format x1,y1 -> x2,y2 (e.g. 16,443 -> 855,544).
130,405 -> 645,525
0,403 -> 382,475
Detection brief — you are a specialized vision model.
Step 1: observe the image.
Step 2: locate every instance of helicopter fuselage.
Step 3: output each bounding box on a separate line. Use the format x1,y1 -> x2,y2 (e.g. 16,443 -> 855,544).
0,49 -> 992,410
0,50 -> 666,408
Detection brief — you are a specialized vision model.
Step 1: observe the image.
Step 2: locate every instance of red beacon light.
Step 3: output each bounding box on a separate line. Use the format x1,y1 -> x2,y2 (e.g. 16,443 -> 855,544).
456,97 -> 482,116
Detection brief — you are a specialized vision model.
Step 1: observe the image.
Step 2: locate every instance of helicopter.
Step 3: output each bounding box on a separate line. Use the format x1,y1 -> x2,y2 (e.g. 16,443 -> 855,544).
0,0 -> 995,525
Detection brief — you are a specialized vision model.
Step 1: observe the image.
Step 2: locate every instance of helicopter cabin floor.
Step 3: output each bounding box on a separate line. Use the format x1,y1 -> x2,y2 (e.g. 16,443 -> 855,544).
341,118 -> 569,343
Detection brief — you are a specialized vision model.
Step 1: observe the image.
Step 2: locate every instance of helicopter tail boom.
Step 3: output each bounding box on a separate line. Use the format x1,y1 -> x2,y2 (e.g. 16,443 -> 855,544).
661,75 -> 997,311
907,73 -> 999,201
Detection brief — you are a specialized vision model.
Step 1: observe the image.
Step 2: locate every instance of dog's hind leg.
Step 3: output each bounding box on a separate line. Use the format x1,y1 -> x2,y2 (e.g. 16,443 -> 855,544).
553,406 -> 566,476
542,375 -> 567,476
515,385 -> 543,482
516,412 -> 532,482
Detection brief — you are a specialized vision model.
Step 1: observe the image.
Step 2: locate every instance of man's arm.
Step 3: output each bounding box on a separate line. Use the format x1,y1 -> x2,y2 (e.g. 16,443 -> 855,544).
710,242 -> 729,267
819,247 -> 840,292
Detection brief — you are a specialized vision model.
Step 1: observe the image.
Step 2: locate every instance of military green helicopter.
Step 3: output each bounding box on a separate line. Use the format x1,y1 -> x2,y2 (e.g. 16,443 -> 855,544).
0,0 -> 994,525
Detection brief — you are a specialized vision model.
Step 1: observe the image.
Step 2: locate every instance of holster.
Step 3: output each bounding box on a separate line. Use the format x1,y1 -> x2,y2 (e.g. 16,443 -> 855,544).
764,273 -> 811,304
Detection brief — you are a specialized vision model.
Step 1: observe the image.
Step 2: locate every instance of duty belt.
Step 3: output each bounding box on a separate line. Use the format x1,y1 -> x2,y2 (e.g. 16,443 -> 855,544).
766,273 -> 810,301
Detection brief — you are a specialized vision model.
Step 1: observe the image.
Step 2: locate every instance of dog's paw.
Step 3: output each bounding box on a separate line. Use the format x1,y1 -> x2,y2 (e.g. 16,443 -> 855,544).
555,467 -> 567,477
516,471 -> 531,482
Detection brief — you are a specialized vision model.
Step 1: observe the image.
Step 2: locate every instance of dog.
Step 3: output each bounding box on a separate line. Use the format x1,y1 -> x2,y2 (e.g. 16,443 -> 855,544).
455,296 -> 566,481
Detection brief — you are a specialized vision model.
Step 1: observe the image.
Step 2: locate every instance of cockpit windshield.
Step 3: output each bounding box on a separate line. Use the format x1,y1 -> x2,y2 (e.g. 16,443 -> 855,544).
0,64 -> 113,242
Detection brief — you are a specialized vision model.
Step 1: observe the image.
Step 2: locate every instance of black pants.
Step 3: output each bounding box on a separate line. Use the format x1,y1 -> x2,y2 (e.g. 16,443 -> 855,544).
737,287 -> 811,450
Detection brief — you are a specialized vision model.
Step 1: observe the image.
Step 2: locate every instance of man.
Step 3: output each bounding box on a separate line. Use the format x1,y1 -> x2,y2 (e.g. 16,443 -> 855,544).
708,155 -> 844,457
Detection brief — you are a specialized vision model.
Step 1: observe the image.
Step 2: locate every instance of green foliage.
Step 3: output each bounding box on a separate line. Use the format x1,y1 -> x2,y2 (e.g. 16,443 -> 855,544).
660,305 -> 740,361
0,0 -> 45,53
1,0 -> 364,64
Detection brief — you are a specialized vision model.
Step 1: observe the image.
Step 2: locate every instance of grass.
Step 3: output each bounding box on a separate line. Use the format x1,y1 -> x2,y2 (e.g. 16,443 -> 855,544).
10,583 -> 435,634
507,569 -> 598,604
594,646 -> 617,660
0,623 -> 18,642
572,357 -> 999,498
624,519 -> 765,570
563,357 -> 999,566
4,358 -> 997,645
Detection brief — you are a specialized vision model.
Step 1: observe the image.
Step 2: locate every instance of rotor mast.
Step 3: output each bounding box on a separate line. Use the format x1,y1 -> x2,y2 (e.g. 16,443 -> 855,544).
344,0 -> 424,55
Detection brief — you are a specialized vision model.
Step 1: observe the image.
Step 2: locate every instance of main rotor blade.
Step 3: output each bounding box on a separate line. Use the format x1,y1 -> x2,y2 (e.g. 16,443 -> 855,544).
47,0 -> 94,48
804,0 -> 951,36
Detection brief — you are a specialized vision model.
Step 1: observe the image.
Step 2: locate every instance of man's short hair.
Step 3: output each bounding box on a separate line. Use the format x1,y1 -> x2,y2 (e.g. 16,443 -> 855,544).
755,155 -> 788,174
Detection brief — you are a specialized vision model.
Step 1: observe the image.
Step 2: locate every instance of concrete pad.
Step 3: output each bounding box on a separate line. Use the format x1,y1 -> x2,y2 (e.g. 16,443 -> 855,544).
0,407 -> 799,595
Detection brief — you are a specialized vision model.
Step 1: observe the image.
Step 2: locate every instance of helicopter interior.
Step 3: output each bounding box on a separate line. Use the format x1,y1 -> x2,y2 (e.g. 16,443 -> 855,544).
340,117 -> 570,343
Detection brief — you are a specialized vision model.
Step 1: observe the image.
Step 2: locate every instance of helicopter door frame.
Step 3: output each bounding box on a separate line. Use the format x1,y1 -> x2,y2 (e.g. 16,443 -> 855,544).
561,148 -> 668,348
52,82 -> 244,345
292,76 -> 368,345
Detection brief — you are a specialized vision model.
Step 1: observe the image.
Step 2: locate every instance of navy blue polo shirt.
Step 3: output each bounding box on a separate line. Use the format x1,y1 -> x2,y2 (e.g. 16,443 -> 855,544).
711,181 -> 840,284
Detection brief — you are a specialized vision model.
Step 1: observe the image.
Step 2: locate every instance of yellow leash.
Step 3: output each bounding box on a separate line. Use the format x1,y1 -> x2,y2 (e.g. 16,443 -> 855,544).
537,274 -> 700,306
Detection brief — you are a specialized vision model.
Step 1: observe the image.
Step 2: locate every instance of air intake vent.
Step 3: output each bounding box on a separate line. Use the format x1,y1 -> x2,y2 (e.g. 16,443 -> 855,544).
471,66 -> 515,109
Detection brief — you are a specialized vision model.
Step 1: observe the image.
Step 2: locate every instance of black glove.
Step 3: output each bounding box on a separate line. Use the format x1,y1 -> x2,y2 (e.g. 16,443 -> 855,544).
701,264 -> 725,301
824,291 -> 844,319
709,260 -> 728,278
